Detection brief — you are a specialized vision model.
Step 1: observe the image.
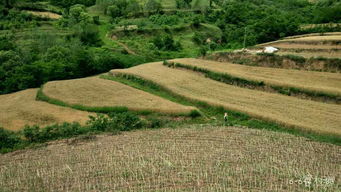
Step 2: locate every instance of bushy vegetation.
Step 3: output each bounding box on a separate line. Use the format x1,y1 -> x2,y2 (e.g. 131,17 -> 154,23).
152,34 -> 182,51
0,111 -> 169,153
0,33 -> 144,94
49,0 -> 96,8
149,14 -> 179,26
0,128 -> 21,153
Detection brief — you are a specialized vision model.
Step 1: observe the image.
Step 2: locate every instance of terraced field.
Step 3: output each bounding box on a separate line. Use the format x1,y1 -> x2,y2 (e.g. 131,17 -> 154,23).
257,34 -> 341,58
111,62 -> 341,136
1,125 -> 339,191
276,51 -> 341,58
26,11 -> 62,19
169,58 -> 341,96
42,76 -> 196,115
0,89 -> 92,131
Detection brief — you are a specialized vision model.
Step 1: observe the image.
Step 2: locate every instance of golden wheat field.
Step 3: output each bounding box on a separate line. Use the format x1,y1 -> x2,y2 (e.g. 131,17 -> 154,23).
0,125 -> 339,191
0,89 -> 92,131
111,62 -> 341,136
170,58 -> 341,96
26,11 -> 62,19
42,76 -> 196,114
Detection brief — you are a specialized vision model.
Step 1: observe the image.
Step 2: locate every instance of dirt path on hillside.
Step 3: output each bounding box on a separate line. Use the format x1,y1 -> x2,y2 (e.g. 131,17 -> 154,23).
108,34 -> 137,55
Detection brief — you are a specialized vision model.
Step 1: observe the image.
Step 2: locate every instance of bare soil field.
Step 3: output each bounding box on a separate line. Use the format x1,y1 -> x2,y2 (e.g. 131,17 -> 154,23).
111,62 -> 341,136
26,11 -> 62,19
42,76 -> 196,114
0,125 -> 339,191
0,89 -> 92,131
170,58 -> 341,96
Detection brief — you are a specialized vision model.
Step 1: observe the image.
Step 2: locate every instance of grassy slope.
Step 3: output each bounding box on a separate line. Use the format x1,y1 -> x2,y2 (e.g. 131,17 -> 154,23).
111,62 -> 341,136
170,58 -> 341,96
0,125 -> 339,191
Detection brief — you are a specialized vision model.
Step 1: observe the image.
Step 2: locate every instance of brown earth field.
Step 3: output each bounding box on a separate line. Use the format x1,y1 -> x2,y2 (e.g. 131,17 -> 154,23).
0,89 -> 92,131
0,125 -> 339,191
111,62 -> 341,136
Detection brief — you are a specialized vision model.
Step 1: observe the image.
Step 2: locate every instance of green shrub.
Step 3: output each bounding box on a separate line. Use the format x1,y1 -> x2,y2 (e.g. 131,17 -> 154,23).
146,117 -> 168,128
0,35 -> 15,51
76,24 -> 103,46
0,128 -> 21,151
23,123 -> 86,143
149,14 -> 179,26
22,125 -> 41,142
189,110 -> 201,118
87,114 -> 113,132
93,16 -> 100,24
152,35 -> 182,51
145,0 -> 162,13
49,0 -> 96,8
108,112 -> 143,131
87,112 -> 143,133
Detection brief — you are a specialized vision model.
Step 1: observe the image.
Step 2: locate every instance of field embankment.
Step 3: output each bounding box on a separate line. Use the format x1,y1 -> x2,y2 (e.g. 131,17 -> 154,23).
40,76 -> 196,115
0,89 -> 92,131
0,125 -> 339,191
208,52 -> 341,72
168,58 -> 341,102
111,62 -> 341,136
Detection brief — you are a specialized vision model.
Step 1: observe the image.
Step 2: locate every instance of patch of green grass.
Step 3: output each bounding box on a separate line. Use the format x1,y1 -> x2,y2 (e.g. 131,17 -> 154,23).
103,73 -> 341,145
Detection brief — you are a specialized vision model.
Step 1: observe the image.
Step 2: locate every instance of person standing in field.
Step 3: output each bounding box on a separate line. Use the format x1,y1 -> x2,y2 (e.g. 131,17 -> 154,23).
224,112 -> 228,125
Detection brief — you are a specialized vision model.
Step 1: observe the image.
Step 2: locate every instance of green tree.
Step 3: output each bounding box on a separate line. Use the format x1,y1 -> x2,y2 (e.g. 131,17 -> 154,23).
69,4 -> 91,24
0,128 -> 20,150
107,5 -> 121,18
145,0 -> 162,13
2,0 -> 16,8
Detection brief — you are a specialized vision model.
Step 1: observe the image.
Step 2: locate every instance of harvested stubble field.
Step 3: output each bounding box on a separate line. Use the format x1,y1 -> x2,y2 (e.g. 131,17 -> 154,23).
0,89 -> 92,131
170,58 -> 341,96
42,76 -> 196,114
286,35 -> 341,42
277,51 -> 341,58
258,35 -> 341,49
283,32 -> 341,39
111,62 -> 341,136
264,43 -> 341,50
0,125 -> 339,191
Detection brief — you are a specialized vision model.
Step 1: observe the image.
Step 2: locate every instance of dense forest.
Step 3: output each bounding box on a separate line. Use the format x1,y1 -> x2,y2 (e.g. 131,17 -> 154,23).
0,0 -> 340,94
